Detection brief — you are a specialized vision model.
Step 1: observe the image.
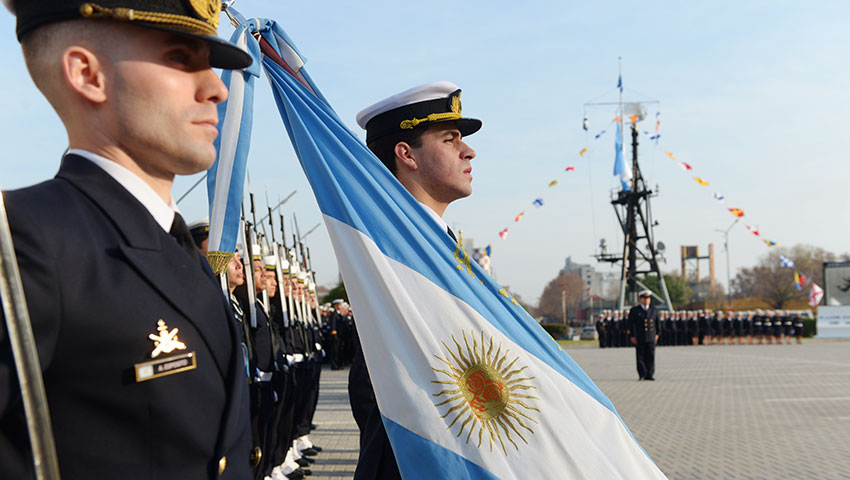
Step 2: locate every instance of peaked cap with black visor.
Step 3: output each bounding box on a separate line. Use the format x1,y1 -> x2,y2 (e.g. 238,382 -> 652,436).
2,0 -> 251,70
356,81 -> 482,146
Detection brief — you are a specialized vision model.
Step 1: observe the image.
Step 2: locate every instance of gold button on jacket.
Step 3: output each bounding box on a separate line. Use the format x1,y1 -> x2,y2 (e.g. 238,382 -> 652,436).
250,447 -> 262,467
218,456 -> 227,475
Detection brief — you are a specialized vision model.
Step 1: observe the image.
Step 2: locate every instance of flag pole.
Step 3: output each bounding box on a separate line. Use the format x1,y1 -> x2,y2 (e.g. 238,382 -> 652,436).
0,191 -> 61,480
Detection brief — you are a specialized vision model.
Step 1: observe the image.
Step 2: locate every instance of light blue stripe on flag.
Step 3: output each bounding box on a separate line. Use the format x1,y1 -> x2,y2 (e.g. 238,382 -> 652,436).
207,20 -> 262,254
383,415 -> 500,480
613,122 -> 631,191
242,17 -> 663,478
262,42 -> 620,417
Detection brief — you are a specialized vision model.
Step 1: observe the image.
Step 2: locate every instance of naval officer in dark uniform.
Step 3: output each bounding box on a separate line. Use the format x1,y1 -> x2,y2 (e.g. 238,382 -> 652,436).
0,1 -> 254,479
627,290 -> 659,381
351,81 -> 481,479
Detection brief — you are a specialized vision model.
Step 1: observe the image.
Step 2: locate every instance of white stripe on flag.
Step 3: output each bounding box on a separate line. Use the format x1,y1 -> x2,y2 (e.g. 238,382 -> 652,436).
208,30 -> 250,252
325,214 -> 665,479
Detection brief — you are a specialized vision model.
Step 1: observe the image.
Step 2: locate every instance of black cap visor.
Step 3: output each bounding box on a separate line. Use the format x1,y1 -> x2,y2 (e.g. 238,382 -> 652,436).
454,118 -> 482,138
143,23 -> 252,70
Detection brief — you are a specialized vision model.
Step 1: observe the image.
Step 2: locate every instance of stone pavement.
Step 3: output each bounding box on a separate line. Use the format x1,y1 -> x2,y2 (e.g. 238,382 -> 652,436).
569,340 -> 850,480
306,340 -> 850,479
308,368 -> 359,479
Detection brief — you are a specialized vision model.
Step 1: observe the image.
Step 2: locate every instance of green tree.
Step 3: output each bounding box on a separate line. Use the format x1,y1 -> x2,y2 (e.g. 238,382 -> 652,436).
643,274 -> 692,308
321,282 -> 348,304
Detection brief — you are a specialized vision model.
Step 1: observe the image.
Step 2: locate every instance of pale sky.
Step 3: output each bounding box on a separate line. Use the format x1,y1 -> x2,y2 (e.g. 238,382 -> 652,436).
1,1 -> 848,303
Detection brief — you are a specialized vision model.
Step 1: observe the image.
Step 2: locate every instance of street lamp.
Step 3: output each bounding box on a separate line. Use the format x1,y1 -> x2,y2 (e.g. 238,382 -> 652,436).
714,218 -> 740,308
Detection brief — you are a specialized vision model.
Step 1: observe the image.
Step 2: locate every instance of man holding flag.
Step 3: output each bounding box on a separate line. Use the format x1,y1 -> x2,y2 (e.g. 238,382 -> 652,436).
211,14 -> 666,477
350,81 -> 480,479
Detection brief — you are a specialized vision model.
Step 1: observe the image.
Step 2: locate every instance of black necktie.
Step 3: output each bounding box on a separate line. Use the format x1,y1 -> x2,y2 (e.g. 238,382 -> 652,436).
169,212 -> 199,260
446,226 -> 457,242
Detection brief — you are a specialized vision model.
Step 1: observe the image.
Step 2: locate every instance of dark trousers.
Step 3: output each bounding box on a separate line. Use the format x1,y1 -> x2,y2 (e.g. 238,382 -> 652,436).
348,346 -> 401,480
329,336 -> 341,369
635,341 -> 656,379
292,362 -> 315,440
305,359 -> 322,429
271,369 -> 296,468
250,381 -> 276,479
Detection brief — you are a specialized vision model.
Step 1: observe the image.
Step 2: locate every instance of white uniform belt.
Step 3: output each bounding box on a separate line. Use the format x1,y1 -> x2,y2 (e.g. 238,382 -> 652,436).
255,371 -> 274,382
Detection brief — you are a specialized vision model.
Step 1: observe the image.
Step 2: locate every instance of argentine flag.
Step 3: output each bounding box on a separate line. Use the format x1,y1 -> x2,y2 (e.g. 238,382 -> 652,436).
613,121 -> 633,191
226,15 -> 665,479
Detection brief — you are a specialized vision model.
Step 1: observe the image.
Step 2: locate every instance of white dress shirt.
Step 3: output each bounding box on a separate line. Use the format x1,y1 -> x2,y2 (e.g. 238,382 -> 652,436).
69,149 -> 180,232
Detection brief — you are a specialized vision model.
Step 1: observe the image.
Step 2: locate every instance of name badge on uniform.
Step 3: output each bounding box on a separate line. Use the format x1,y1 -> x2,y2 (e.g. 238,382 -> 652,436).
135,319 -> 197,382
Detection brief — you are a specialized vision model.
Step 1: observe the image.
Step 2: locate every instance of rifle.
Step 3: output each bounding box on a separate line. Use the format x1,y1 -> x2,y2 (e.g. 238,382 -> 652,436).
239,204 -> 257,329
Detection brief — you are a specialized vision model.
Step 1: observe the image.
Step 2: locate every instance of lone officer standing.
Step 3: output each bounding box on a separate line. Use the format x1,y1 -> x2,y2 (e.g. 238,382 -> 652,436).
627,290 -> 659,381
0,1 -> 254,479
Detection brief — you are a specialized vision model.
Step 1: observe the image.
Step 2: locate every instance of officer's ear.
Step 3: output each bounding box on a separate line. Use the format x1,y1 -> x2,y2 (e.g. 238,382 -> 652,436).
393,141 -> 419,173
62,45 -> 108,105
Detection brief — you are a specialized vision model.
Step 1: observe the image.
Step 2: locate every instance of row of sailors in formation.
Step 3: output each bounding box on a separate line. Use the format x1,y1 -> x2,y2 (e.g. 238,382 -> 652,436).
192,218 -> 322,480
595,309 -> 807,348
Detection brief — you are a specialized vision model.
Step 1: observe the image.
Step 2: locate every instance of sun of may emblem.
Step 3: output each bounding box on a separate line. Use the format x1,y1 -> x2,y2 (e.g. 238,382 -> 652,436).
431,331 -> 540,455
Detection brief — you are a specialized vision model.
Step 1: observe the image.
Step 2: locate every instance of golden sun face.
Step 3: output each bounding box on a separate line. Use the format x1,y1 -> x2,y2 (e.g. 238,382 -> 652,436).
431,331 -> 540,455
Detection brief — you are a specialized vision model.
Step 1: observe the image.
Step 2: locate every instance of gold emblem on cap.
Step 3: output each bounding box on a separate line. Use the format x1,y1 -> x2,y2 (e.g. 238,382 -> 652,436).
450,92 -> 461,114
400,92 -> 464,130
188,0 -> 221,28
148,319 -> 187,358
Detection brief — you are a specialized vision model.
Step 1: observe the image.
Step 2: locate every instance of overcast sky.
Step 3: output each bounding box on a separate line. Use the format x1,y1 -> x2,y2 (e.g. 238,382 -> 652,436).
1,1 -> 848,303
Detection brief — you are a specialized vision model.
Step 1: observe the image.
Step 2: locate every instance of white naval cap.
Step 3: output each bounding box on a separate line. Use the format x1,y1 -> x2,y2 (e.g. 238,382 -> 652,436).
638,289 -> 652,298
355,81 -> 482,144
279,258 -> 290,273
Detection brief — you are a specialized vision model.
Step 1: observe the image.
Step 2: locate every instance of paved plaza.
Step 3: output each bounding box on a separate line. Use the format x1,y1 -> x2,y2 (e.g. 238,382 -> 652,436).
308,340 -> 850,479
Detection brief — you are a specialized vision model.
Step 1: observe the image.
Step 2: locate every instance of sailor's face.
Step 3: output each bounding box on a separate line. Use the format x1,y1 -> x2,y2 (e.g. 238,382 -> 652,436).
282,274 -> 292,296
265,271 -> 277,297
253,261 -> 266,292
107,27 -> 228,177
411,122 -> 476,203
226,255 -> 244,288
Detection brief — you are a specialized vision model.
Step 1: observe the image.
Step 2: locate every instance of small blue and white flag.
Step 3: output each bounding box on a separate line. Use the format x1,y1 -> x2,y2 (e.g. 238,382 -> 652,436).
780,255 -> 795,269
207,17 -> 262,260
613,122 -> 632,191
617,74 -> 623,93
233,14 -> 665,479
582,115 -> 589,131
713,192 -> 725,204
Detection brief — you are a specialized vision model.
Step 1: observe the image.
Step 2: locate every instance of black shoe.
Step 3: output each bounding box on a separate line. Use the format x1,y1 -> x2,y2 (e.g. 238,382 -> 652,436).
311,445 -> 322,453
301,447 -> 319,457
286,469 -> 305,480
310,424 -> 318,430
302,468 -> 313,476
645,377 -> 655,381
295,458 -> 311,468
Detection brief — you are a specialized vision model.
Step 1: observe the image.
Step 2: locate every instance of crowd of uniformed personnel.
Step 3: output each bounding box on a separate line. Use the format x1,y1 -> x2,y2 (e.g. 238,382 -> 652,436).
191,218 -> 330,480
596,309 -> 807,348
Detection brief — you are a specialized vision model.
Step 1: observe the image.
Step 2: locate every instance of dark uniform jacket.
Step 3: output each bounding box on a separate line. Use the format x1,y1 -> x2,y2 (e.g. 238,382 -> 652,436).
626,305 -> 659,343
0,156 -> 252,479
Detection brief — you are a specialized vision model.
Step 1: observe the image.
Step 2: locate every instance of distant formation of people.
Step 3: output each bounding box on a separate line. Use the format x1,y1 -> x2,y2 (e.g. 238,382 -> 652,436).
596,308 -> 806,348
